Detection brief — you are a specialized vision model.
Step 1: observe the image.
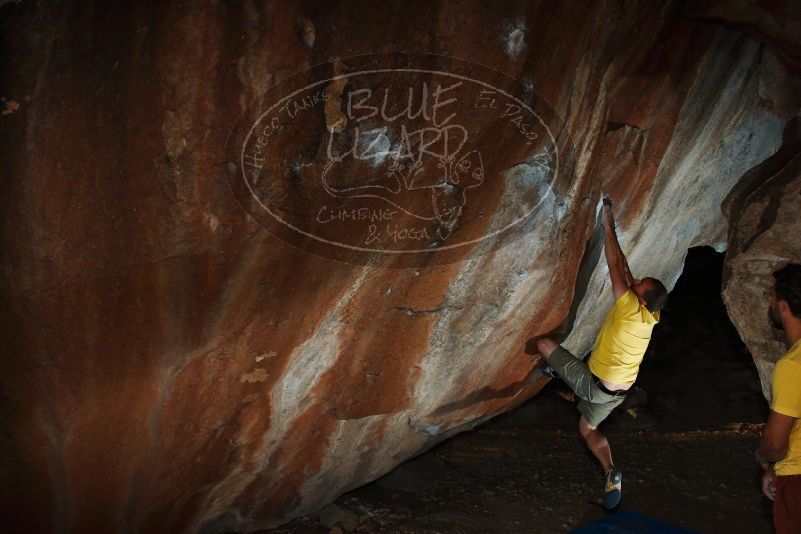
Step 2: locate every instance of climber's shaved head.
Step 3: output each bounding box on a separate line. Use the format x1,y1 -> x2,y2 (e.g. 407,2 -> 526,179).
631,277 -> 668,313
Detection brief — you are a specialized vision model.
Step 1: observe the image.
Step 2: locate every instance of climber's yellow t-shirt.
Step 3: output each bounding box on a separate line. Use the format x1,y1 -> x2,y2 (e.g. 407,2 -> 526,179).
589,289 -> 659,384
772,339 -> 801,476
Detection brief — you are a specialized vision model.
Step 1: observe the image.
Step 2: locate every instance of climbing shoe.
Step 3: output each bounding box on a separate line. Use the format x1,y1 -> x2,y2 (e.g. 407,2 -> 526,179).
603,466 -> 622,510
540,363 -> 559,379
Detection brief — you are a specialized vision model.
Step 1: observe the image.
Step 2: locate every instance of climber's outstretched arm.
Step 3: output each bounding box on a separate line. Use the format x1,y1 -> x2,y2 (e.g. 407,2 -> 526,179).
602,200 -> 634,300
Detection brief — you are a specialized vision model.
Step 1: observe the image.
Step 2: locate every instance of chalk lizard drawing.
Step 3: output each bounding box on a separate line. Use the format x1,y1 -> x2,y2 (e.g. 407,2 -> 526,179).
321,123 -> 484,241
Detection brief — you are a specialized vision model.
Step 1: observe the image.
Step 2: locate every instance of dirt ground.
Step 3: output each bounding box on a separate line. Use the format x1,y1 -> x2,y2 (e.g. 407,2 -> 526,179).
265,248 -> 775,533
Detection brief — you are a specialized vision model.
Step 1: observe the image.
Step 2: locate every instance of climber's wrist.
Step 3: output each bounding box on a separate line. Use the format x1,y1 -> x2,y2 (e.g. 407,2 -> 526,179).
755,448 -> 775,468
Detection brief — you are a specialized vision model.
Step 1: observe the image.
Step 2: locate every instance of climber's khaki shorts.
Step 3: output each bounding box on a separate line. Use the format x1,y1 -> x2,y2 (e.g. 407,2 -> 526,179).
547,345 -> 627,428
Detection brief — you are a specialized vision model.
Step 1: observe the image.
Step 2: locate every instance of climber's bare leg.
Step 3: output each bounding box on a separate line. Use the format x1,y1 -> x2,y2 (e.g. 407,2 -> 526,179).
579,415 -> 613,474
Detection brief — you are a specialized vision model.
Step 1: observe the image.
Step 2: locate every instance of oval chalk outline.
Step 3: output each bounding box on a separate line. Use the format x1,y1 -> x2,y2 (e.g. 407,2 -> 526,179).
239,66 -> 559,254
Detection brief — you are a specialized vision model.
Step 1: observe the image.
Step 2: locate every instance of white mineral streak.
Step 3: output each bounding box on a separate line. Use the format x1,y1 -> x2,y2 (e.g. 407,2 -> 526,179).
196,264 -> 374,527
564,31 -> 785,357
504,27 -> 526,59
294,413 -> 419,517
286,157 -> 567,514
408,156 -> 563,431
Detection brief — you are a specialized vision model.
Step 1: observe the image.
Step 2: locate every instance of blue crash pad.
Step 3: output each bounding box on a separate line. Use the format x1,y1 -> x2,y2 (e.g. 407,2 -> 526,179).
571,510 -> 699,533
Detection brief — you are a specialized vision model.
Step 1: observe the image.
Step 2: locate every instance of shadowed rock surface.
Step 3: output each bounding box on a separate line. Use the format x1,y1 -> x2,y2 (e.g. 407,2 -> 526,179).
723,117 -> 801,398
0,1 -> 799,532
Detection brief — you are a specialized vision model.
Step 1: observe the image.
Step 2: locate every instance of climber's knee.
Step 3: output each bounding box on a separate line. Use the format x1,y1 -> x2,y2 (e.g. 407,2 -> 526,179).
536,337 -> 559,359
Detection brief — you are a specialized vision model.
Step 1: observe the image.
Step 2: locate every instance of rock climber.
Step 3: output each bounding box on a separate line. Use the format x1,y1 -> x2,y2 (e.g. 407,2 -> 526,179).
535,198 -> 668,509
756,263 -> 801,533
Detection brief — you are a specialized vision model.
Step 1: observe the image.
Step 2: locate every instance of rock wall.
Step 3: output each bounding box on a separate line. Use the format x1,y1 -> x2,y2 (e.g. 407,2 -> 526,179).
722,117 -> 801,398
0,1 -> 795,531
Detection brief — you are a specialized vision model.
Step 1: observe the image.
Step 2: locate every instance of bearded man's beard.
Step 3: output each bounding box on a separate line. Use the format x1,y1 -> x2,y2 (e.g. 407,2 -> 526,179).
769,304 -> 785,332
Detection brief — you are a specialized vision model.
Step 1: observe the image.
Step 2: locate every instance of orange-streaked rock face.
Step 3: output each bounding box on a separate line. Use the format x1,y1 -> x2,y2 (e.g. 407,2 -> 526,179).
0,1 -> 796,531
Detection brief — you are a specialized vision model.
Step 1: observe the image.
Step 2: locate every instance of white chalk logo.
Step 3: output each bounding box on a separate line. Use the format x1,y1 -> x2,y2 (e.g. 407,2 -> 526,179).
226,54 -> 560,266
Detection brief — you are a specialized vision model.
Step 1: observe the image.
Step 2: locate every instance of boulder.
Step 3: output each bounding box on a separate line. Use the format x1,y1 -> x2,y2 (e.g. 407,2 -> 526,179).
722,118 -> 801,399
0,0 -> 796,531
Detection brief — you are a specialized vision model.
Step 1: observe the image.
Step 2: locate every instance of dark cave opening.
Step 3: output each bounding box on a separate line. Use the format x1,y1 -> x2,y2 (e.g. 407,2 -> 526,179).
635,246 -> 767,430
